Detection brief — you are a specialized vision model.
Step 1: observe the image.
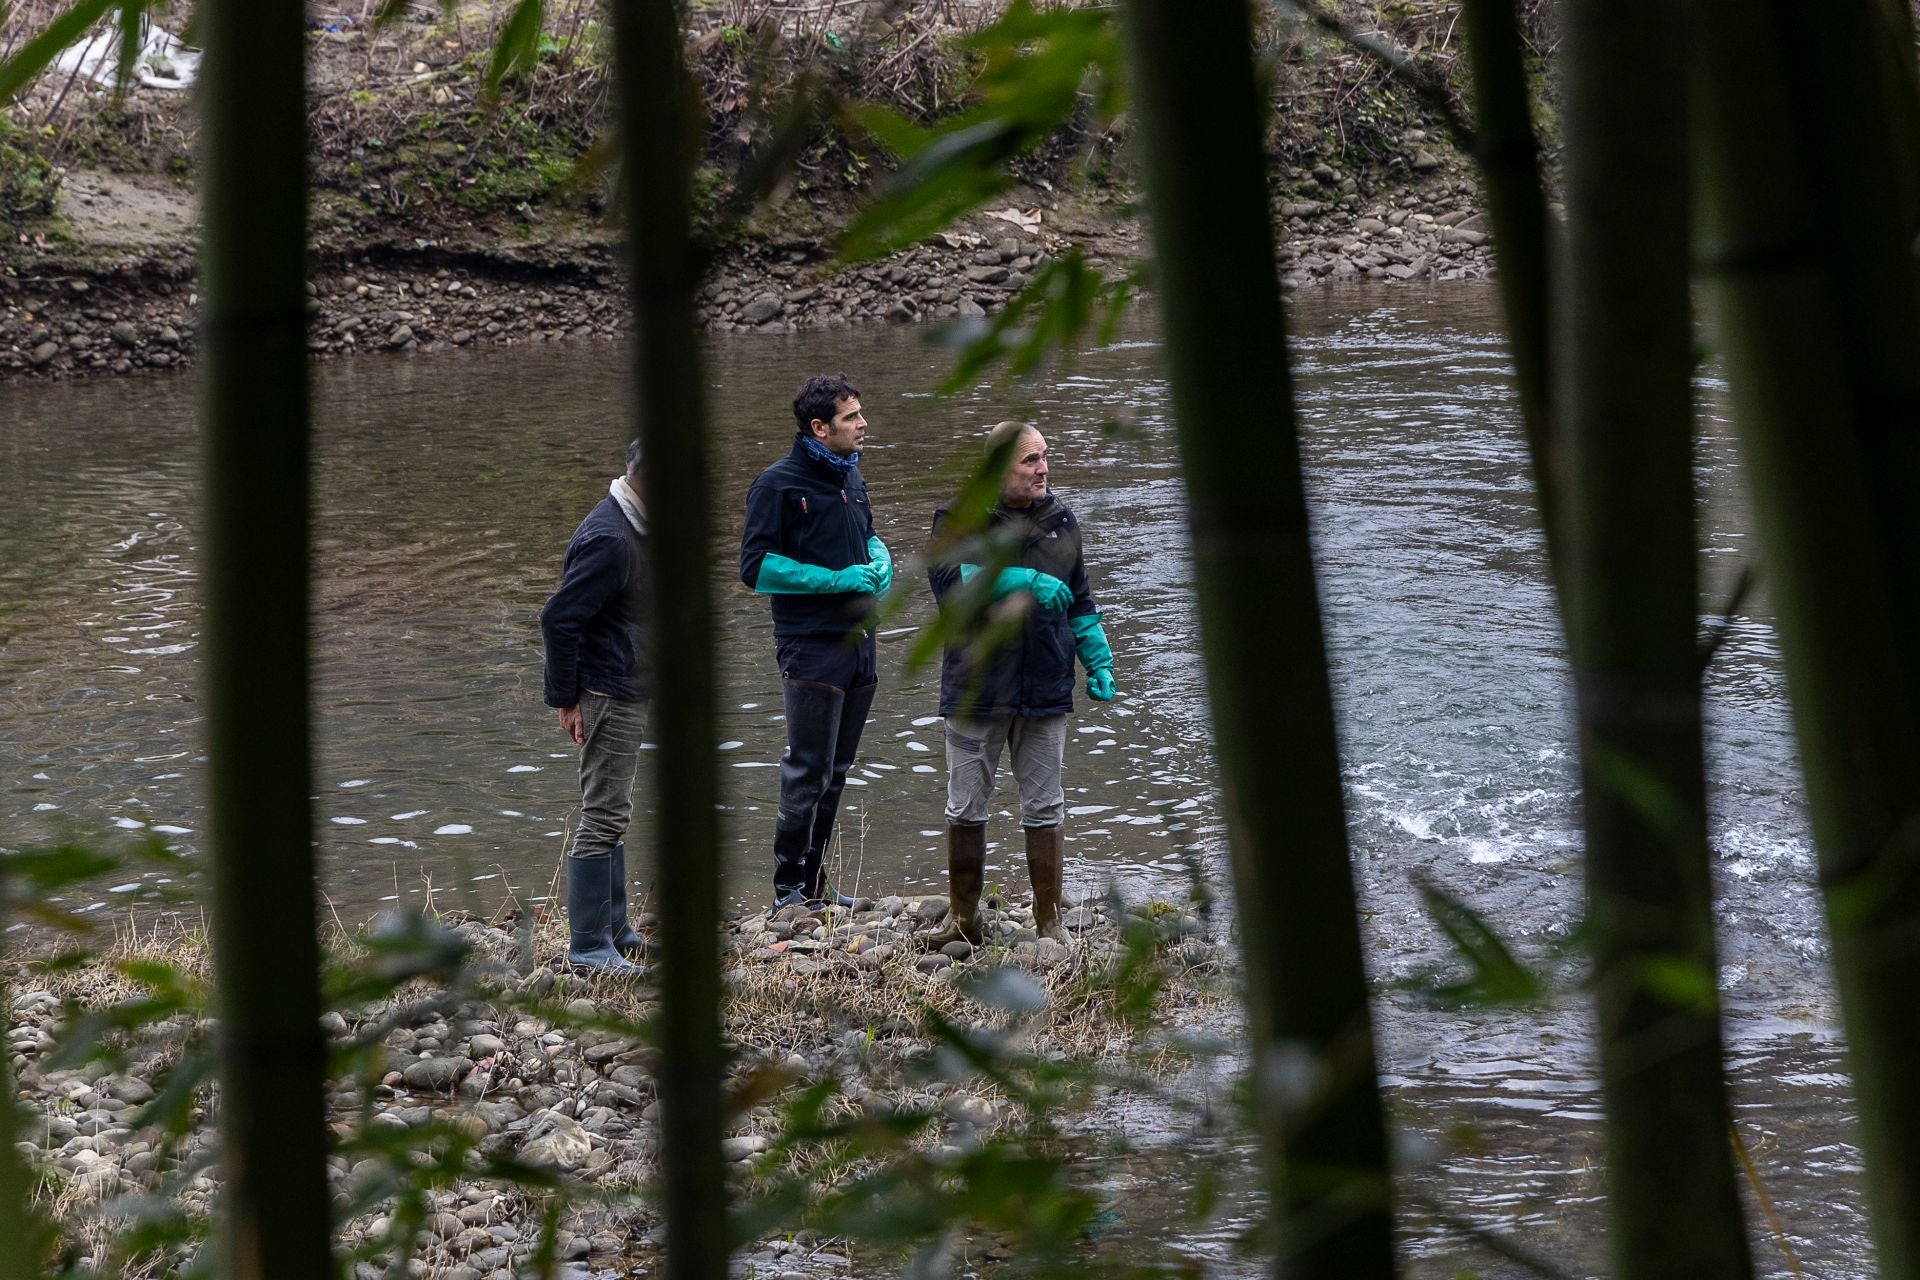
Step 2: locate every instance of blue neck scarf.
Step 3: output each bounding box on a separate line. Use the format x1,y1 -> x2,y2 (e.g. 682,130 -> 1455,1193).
797,432 -> 859,475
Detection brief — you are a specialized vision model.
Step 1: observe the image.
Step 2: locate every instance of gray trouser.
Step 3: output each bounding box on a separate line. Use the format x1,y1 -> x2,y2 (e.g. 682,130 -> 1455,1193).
943,714 -> 1067,827
569,692 -> 648,860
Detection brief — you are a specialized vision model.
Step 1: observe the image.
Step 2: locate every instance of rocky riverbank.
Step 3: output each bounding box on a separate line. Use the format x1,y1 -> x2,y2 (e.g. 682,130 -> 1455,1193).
0,0 -> 1504,383
0,169 -> 1493,380
10,890 -> 1228,1278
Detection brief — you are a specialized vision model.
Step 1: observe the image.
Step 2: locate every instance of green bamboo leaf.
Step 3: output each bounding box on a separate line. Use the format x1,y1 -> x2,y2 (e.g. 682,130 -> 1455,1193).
113,0 -> 146,93
1637,954 -> 1718,1011
961,965 -> 1048,1012
485,0 -> 543,94
128,1046 -> 212,1134
1413,873 -> 1542,1006
844,101 -> 932,159
0,0 -> 118,101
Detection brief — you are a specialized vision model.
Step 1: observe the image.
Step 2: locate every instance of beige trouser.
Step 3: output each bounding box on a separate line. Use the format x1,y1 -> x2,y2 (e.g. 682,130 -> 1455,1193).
943,714 -> 1067,827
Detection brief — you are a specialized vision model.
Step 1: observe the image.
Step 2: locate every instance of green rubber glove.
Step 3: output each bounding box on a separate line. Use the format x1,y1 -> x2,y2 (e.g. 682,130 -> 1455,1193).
1072,614 -> 1115,700
866,535 -> 894,595
754,553 -> 882,595
957,564 -> 1072,612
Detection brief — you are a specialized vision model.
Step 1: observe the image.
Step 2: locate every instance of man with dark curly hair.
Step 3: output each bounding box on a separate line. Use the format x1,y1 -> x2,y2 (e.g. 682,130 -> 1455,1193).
738,373 -> 894,908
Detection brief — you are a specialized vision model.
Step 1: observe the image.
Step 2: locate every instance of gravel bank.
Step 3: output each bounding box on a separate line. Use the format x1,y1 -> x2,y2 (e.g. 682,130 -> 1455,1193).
11,890 -> 1228,1278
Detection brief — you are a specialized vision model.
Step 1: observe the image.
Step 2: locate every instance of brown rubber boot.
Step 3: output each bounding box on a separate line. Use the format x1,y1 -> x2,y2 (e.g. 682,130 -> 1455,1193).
1026,824 -> 1067,943
925,821 -> 986,947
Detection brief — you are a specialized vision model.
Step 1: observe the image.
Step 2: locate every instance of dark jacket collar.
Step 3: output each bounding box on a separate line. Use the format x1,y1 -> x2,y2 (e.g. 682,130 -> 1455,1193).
991,492 -> 1062,529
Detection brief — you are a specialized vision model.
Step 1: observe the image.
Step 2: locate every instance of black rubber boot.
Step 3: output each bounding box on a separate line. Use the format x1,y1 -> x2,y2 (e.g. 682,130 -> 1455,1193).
1026,824 -> 1067,943
567,854 -> 642,976
772,678 -> 844,906
925,821 -> 986,948
803,679 -> 878,910
609,839 -> 643,955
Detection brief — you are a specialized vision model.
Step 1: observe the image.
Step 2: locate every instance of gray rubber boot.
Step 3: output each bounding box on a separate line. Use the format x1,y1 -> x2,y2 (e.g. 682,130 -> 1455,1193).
567,854 -> 642,975
609,839 -> 643,955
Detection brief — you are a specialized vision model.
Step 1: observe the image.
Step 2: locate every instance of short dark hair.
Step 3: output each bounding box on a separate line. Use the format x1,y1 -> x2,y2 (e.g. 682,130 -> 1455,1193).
625,437 -> 643,475
793,373 -> 860,435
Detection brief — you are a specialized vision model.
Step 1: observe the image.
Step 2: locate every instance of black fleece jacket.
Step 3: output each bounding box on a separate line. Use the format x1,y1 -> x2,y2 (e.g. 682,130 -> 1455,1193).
539,494 -> 653,707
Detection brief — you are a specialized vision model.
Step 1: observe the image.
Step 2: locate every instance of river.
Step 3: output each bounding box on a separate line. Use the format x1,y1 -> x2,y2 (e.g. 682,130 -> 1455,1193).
0,284 -> 1861,1276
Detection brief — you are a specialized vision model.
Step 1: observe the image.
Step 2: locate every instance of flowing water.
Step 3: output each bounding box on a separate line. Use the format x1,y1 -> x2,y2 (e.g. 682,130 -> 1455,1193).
0,284 -> 1862,1275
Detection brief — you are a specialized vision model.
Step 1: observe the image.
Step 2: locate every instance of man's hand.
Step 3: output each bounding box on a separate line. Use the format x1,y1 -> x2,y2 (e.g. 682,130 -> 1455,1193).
1087,668 -> 1116,702
559,705 -> 585,745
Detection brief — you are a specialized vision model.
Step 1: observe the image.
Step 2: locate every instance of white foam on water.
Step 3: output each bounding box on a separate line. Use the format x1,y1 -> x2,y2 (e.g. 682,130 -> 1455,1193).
846,777 -> 867,787
741,702 -> 760,710
912,716 -> 941,727
912,765 -> 936,774
391,810 -> 429,820
507,765 -> 541,773
108,883 -> 141,893
1465,839 -> 1514,865
331,816 -> 367,826
32,804 -> 59,812
32,772 -> 50,780
718,741 -> 744,751
1394,811 -> 1441,841
907,741 -> 930,752
499,809 -> 522,817
434,824 -> 472,835
152,824 -> 191,835
471,873 -> 499,882
339,779 -> 373,788
113,817 -> 146,829
733,761 -> 776,768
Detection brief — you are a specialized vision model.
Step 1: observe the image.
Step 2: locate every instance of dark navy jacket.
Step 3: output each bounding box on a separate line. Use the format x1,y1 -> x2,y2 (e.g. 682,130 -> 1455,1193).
739,436 -> 877,639
930,493 -> 1097,718
540,494 -> 653,707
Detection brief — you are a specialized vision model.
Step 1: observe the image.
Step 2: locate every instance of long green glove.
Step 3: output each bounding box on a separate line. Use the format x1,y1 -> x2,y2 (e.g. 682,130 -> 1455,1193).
957,563 -> 1072,612
754,553 -> 882,595
1072,613 -> 1115,701
866,535 -> 894,595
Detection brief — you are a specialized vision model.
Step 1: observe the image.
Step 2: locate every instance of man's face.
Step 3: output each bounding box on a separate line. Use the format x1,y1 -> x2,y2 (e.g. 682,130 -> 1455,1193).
811,396 -> 867,456
1000,430 -> 1049,507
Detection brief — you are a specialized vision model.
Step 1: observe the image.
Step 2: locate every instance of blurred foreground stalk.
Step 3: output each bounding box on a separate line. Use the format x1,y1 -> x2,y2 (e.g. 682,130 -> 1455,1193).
609,2 -> 729,1278
197,0 -> 333,1275
1558,0 -> 1751,1273
1693,1 -> 1920,1274
1119,2 -> 1394,1275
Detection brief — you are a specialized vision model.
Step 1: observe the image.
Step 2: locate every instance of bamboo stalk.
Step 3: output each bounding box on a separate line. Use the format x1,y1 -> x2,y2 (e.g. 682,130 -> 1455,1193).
1692,3 -> 1920,1274
1118,2 -> 1394,1275
609,2 -> 728,1279
196,0 -> 332,1275
1557,0 -> 1751,1274
1457,0 -> 1555,542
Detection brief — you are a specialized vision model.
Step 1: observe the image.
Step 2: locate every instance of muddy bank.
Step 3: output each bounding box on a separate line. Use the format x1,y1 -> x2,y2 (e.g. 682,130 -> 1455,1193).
0,173 -> 1493,380
0,0 -> 1503,383
11,891 -> 1228,1278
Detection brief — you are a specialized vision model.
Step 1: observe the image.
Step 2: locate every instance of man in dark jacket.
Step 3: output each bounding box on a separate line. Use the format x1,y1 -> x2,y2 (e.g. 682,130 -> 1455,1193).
739,373 -> 894,908
926,421 -> 1116,945
540,439 -> 653,974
